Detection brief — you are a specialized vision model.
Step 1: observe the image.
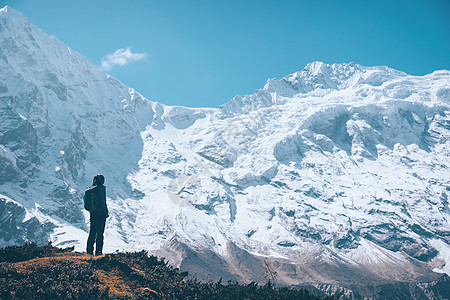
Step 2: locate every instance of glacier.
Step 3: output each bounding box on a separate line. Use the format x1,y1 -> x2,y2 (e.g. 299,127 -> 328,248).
0,5 -> 449,298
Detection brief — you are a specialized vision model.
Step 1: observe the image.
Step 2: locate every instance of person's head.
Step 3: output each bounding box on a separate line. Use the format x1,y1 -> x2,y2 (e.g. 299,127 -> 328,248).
93,174 -> 105,186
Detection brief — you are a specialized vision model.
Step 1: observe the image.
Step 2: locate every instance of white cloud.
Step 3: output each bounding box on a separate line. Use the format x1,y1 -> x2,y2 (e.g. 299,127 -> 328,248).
100,47 -> 148,71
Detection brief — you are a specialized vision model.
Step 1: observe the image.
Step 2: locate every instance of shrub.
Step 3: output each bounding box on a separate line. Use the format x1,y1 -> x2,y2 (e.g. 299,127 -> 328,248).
0,243 -> 332,300
0,242 -> 74,263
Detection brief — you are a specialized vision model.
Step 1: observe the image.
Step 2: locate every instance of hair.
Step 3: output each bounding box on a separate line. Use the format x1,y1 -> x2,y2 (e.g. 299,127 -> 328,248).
92,174 -> 105,186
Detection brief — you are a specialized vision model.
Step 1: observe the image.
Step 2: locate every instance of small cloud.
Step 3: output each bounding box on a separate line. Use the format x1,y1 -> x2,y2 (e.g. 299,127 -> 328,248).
100,47 -> 148,71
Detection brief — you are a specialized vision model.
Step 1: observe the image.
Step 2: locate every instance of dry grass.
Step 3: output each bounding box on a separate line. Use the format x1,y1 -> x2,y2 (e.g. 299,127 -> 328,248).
5,252 -> 160,299
95,269 -> 136,298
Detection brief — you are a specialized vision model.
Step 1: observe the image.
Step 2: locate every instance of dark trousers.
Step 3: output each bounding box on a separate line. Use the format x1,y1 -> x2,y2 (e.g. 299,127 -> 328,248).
86,212 -> 106,255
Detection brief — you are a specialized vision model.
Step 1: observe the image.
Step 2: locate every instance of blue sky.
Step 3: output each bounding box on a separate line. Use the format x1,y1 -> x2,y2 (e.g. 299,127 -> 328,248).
3,0 -> 450,107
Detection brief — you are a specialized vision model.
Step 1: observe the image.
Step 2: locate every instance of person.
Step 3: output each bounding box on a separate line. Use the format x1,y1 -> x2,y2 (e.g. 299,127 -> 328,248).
84,174 -> 109,255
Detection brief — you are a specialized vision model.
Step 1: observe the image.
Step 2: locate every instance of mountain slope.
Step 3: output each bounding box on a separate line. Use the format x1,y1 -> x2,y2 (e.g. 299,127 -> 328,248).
0,6 -> 449,299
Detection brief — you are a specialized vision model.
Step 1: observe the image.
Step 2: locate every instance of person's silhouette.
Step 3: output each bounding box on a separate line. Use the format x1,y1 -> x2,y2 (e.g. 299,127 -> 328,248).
84,174 -> 109,255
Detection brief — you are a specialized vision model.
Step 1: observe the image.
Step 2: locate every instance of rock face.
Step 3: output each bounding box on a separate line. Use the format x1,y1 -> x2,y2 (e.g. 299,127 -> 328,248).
0,5 -> 449,299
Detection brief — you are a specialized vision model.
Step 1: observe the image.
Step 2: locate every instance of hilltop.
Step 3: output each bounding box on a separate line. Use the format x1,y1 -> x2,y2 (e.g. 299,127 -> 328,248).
0,243 -> 329,299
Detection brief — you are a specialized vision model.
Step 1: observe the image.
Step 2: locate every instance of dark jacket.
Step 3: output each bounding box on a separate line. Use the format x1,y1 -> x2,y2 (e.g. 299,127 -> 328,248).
84,184 -> 108,215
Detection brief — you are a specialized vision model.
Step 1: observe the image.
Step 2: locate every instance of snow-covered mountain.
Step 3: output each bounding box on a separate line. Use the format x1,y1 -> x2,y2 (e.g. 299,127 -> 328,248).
1,6 -> 449,298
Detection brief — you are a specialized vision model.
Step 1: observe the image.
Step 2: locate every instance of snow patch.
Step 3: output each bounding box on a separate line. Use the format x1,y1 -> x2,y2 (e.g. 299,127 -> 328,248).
430,239 -> 450,276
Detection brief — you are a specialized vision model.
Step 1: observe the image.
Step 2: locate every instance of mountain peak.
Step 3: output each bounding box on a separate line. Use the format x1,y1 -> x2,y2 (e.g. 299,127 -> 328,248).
305,61 -> 330,76
276,61 -> 406,93
0,5 -> 27,20
0,5 -> 32,36
0,5 -> 11,13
